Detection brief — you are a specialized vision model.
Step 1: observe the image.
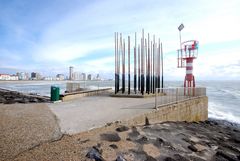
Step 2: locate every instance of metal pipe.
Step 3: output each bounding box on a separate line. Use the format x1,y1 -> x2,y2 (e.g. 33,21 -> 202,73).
134,33 -> 137,94
115,32 -> 117,94
138,44 -> 140,91
141,29 -> 144,95
153,35 -> 155,94
122,39 -> 125,93
128,36 -> 130,94
150,41 -> 153,93
117,32 -> 119,93
158,39 -> 161,92
147,33 -> 150,94
161,42 -> 164,89
120,33 -> 123,92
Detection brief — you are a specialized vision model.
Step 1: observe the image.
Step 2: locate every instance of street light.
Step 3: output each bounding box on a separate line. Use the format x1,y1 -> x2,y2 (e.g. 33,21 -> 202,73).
178,23 -> 184,50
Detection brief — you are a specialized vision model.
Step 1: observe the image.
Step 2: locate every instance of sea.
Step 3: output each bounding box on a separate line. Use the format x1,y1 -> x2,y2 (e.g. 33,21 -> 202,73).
0,80 -> 239,124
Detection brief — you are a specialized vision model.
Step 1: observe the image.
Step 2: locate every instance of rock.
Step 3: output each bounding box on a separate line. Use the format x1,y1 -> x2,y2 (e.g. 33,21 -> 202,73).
100,132 -> 121,142
146,155 -> 157,161
109,144 -> 118,149
5,100 -> 16,104
19,98 -> 30,103
216,150 -> 238,161
14,98 -> 24,103
165,157 -> 176,161
116,125 -> 129,132
126,137 -> 131,141
0,97 -> 6,103
173,154 -> 189,161
188,145 -> 198,152
86,146 -> 104,161
189,156 -> 206,161
136,136 -> 149,144
116,155 -> 126,161
194,144 -> 207,151
29,98 -> 39,103
145,117 -> 150,126
128,127 -> 140,139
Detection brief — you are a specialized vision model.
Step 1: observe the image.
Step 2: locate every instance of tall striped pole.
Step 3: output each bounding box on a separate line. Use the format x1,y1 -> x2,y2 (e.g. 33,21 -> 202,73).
122,39 -> 125,93
128,36 -> 130,95
134,33 -> 137,94
141,29 -> 145,95
147,33 -> 150,94
161,42 -> 164,89
138,45 -> 140,92
115,32 -> 117,94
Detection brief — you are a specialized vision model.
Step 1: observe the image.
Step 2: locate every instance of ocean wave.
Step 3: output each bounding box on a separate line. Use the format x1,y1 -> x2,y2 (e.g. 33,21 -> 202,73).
208,102 -> 240,124
219,89 -> 240,99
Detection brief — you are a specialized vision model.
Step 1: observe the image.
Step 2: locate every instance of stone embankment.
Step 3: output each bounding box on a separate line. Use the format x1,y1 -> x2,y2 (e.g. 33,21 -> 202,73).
0,88 -> 50,104
11,119 -> 240,161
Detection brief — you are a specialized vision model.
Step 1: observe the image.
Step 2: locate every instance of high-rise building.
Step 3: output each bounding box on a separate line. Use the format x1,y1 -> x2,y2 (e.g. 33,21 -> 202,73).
87,74 -> 92,81
56,74 -> 65,80
69,66 -> 74,80
31,72 -> 41,80
73,72 -> 82,80
81,73 -> 86,81
17,72 -> 29,80
96,74 -> 100,80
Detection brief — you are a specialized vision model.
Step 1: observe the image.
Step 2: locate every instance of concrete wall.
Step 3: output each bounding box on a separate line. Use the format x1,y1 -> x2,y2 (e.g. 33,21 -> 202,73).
61,88 -> 112,101
123,96 -> 208,126
80,96 -> 208,135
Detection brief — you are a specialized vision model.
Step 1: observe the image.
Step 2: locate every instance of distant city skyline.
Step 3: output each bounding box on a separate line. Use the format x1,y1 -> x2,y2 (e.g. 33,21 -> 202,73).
0,0 -> 239,80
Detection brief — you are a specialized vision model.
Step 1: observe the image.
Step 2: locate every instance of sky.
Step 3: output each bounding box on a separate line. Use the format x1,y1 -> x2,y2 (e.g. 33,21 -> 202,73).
0,0 -> 240,80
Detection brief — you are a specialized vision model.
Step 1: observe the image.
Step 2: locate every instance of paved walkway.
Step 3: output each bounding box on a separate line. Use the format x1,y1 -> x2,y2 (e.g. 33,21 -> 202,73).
0,103 -> 62,160
48,95 -> 156,134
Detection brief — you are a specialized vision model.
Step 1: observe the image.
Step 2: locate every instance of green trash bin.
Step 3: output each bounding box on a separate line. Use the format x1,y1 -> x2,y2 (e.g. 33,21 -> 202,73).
51,86 -> 60,101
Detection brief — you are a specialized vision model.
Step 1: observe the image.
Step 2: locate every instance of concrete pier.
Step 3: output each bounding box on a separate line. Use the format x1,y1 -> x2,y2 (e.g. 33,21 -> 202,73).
48,94 -> 208,134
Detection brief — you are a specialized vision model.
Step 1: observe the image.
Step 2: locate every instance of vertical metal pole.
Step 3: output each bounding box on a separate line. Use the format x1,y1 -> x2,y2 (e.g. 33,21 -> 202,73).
122,39 -> 125,93
117,33 -> 119,93
115,32 -> 117,94
138,45 -> 140,92
134,33 -> 137,94
158,39 -> 161,93
120,33 -> 123,92
141,29 -> 145,95
153,35 -> 155,94
179,30 -> 182,50
147,33 -> 150,94
145,38 -> 147,94
128,36 -> 130,95
150,41 -> 153,93
161,42 -> 164,90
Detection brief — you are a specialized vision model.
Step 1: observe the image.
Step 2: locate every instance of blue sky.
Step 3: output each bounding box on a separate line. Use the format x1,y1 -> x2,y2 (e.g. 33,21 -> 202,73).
0,0 -> 240,80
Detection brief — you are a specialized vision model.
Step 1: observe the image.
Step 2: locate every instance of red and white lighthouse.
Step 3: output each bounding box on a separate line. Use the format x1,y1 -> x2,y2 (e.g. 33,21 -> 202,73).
177,40 -> 199,95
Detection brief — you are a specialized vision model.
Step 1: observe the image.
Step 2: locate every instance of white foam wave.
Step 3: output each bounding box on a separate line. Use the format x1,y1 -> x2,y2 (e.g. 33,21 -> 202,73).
208,102 -> 240,124
220,89 -> 240,98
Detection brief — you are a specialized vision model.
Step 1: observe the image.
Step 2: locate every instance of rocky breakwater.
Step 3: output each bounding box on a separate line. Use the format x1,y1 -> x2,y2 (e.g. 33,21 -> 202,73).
12,119 -> 240,161
0,88 -> 50,104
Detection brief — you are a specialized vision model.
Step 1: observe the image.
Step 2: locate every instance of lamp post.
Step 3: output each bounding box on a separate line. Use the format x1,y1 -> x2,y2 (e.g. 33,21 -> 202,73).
178,23 -> 184,50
